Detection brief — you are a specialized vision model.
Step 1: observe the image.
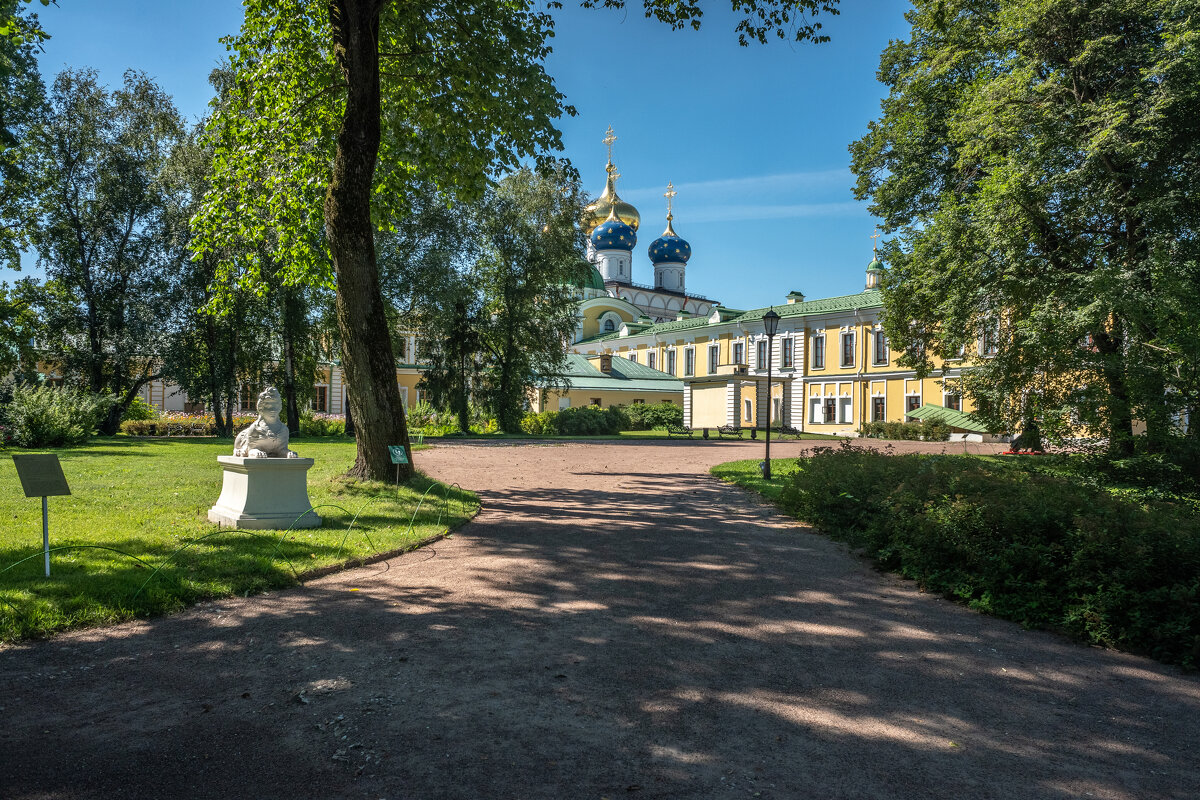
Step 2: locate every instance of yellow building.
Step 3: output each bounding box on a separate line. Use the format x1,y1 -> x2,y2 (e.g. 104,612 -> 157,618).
530,353 -> 682,412
572,259 -> 995,439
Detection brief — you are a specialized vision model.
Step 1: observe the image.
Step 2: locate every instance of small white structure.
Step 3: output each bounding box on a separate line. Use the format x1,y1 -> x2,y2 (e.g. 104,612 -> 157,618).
208,386 -> 320,530
208,456 -> 320,529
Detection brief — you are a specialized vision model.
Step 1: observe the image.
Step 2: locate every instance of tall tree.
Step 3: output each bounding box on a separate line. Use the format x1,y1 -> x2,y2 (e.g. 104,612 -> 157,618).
472,166 -> 586,431
27,68 -> 186,433
850,0 -> 1200,455
194,0 -> 839,480
0,0 -> 46,270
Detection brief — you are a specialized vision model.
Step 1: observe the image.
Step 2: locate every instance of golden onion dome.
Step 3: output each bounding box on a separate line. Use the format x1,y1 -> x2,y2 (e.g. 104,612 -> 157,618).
582,167 -> 640,236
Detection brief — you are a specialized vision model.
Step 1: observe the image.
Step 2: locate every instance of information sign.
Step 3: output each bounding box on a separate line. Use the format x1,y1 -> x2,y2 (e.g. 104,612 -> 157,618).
11,454 -> 71,577
387,445 -> 409,465
12,454 -> 71,498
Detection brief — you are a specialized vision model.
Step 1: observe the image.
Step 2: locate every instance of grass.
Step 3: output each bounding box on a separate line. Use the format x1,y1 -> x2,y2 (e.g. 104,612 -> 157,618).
709,457 -> 802,502
0,436 -> 477,642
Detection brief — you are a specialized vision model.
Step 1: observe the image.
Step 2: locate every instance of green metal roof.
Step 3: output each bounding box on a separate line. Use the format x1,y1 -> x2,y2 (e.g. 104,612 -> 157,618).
906,403 -> 991,434
544,353 -> 683,393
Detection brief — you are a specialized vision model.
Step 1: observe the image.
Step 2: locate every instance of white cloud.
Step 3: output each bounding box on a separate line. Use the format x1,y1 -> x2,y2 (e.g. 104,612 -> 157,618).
621,168 -> 851,204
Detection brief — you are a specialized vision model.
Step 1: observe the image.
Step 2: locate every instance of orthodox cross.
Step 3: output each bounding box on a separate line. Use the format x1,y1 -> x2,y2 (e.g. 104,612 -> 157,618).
603,126 -> 617,165
664,181 -> 677,220
870,225 -> 881,255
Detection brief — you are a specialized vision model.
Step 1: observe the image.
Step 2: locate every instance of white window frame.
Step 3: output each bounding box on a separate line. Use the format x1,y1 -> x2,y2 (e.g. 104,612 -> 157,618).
745,397 -> 753,422
667,348 -> 677,376
684,347 -> 696,377
708,344 -> 719,374
811,334 -> 826,370
840,332 -> 856,368
873,329 -> 889,365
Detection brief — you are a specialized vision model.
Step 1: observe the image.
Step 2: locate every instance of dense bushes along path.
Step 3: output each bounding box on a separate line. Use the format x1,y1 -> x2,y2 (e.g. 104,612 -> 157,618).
2,439 -> 1197,800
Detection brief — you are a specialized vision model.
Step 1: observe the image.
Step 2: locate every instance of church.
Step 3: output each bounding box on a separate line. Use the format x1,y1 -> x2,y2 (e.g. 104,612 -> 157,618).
545,128 -> 995,440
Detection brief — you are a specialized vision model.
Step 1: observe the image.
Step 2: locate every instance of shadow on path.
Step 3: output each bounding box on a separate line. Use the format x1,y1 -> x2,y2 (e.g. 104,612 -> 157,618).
0,441 -> 1195,800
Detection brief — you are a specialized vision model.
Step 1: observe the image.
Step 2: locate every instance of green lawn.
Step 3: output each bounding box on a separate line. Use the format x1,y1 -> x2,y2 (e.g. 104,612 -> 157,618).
709,457 -> 801,502
0,437 -> 477,642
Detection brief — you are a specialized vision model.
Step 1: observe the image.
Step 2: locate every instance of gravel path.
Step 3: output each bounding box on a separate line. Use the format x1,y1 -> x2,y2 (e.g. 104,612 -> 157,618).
2,439 -> 1197,799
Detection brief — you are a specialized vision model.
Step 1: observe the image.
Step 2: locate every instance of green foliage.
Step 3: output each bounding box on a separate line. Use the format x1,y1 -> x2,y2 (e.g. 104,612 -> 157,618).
0,0 -> 45,270
772,447 -> 1200,668
619,401 -> 684,431
521,405 -> 626,436
5,385 -> 114,447
25,68 -> 186,435
860,419 -> 950,441
850,0 -> 1200,454
298,410 -> 347,437
120,396 -> 158,422
422,163 -> 585,434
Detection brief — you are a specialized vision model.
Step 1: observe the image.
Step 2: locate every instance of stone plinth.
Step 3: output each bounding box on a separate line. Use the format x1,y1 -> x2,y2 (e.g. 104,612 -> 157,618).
208,456 -> 321,530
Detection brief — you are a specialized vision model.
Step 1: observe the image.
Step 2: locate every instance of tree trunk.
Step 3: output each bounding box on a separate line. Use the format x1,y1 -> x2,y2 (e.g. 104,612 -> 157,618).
1095,326 -> 1135,458
206,318 -> 227,436
283,296 -> 300,435
325,0 -> 412,480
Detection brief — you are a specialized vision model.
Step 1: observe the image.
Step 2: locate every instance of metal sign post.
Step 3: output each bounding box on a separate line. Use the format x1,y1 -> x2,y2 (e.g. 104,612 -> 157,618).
12,454 -> 72,577
388,445 -> 409,485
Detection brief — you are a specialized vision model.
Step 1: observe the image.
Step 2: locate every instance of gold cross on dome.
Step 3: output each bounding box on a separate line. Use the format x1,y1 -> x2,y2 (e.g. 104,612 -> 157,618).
603,126 -> 617,164
870,225 -> 881,254
664,181 -> 677,219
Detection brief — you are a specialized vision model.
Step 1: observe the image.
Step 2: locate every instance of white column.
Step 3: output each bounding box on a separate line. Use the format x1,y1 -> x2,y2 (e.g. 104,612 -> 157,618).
726,380 -> 741,427
682,382 -> 693,428
781,380 -> 793,428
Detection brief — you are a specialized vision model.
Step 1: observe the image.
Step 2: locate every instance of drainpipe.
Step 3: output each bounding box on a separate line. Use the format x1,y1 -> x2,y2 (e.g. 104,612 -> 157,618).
855,307 -> 866,434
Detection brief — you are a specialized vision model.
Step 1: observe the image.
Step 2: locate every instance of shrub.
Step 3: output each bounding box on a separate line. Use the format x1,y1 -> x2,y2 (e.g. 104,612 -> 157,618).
520,410 -> 556,435
299,410 -> 347,436
405,400 -> 460,436
553,404 -> 624,436
778,445 -> 1200,668
860,419 -> 951,441
5,385 -> 115,447
121,396 -> 158,422
621,401 -> 683,431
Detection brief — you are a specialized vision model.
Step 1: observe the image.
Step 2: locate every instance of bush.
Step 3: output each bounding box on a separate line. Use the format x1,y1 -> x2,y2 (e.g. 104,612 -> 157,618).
620,401 -> 683,431
553,404 -> 625,436
778,445 -> 1200,668
299,410 -> 347,437
5,386 -> 115,447
520,410 -> 556,435
121,396 -> 158,422
119,413 -> 256,437
861,419 -> 952,441
406,400 -> 461,436
518,405 -> 625,436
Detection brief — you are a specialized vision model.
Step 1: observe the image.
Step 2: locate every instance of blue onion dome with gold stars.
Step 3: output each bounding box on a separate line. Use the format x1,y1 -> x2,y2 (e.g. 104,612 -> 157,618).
648,218 -> 691,265
590,207 -> 637,251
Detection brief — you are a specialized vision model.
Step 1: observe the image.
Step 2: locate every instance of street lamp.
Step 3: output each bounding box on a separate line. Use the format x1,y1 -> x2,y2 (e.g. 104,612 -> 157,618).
762,309 -> 780,480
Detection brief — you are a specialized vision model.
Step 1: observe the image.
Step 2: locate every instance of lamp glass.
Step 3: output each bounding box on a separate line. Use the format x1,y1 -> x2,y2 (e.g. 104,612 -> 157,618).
762,310 -> 780,337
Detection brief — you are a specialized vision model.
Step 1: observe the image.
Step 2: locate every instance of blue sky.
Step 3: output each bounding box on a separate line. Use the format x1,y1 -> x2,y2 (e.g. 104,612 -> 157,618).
26,0 -> 912,310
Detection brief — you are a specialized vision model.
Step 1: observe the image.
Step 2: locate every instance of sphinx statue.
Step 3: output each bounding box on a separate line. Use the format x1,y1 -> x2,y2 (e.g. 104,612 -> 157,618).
233,386 -> 298,458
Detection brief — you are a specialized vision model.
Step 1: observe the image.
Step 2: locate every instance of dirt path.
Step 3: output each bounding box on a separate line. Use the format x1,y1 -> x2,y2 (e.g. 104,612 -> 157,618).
2,440 -> 1197,799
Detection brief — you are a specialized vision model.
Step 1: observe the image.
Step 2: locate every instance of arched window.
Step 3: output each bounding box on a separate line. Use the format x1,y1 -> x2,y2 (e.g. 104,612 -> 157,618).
603,319 -> 615,332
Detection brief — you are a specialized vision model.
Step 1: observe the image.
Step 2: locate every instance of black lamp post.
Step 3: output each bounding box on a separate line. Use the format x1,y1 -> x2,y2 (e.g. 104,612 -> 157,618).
762,309 -> 780,479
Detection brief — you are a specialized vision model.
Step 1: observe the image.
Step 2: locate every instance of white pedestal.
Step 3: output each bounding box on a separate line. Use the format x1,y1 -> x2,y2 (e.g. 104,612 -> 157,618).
208,456 -> 321,530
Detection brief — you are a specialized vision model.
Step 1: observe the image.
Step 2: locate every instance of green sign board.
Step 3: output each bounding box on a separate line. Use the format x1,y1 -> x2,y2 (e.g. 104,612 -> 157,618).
388,445 -> 409,465
12,454 -> 71,498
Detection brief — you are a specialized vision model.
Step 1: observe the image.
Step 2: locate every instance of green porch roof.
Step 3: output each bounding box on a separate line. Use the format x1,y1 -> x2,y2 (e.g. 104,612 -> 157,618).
542,353 -> 683,393
906,403 -> 991,434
